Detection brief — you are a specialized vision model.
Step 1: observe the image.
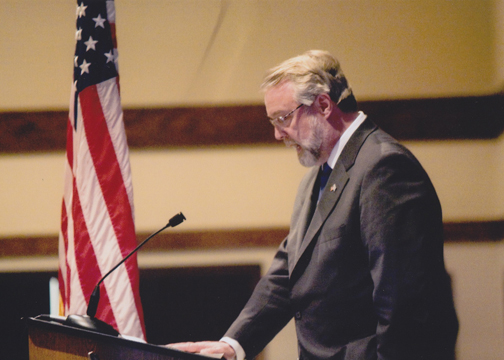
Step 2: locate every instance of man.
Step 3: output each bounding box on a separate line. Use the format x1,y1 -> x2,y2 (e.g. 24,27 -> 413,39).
170,50 -> 458,360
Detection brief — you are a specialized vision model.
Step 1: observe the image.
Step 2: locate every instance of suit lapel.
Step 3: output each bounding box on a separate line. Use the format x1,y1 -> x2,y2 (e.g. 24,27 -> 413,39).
290,118 -> 378,274
295,162 -> 349,262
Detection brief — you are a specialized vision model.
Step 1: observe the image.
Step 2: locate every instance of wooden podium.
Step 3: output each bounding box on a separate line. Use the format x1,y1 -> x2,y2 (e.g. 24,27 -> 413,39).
27,315 -> 221,360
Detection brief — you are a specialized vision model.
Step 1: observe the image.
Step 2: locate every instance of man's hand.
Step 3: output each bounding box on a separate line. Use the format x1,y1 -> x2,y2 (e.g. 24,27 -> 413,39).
168,341 -> 236,360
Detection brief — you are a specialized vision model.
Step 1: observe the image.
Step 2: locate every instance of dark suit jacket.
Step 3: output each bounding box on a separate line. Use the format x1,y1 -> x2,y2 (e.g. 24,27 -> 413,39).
225,118 -> 458,360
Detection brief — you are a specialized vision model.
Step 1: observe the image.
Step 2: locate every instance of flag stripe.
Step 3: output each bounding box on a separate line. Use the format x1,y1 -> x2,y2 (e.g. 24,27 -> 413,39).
80,84 -> 136,260
95,79 -> 145,334
60,120 -> 74,311
72,175 -> 119,329
73,89 -> 124,326
79,83 -> 145,334
58,199 -> 69,311
106,1 -> 118,49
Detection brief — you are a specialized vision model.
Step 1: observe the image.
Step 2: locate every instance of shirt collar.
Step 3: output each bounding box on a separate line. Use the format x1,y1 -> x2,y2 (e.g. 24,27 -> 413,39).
326,111 -> 367,169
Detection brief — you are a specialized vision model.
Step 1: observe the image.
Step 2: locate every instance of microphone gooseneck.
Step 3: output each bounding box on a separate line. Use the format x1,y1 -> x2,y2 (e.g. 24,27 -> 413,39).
87,212 -> 186,318
65,212 -> 186,336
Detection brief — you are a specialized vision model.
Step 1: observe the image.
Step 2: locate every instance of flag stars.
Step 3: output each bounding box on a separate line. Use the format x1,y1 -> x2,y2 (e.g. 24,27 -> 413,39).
80,59 -> 91,75
72,3 -> 118,90
104,50 -> 115,63
84,36 -> 98,51
76,3 -> 87,18
93,14 -> 107,28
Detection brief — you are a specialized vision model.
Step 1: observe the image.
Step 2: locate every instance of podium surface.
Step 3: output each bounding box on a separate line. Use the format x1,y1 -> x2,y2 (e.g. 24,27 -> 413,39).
27,315 -> 219,360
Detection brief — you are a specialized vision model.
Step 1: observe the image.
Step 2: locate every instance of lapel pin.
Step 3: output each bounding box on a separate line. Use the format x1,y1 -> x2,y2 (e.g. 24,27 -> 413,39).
330,184 -> 337,192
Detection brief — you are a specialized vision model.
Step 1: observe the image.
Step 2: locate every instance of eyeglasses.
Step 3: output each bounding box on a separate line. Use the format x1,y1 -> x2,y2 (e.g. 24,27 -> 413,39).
268,104 -> 303,128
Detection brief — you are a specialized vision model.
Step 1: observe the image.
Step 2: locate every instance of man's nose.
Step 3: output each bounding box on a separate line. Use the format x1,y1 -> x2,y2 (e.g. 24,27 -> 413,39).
274,126 -> 286,141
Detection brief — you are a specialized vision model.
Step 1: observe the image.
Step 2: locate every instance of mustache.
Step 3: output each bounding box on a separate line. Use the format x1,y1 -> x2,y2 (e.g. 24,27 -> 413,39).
283,138 -> 299,148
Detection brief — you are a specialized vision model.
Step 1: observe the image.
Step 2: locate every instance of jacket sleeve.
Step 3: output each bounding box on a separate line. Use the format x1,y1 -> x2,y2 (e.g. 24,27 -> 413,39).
224,237 -> 293,359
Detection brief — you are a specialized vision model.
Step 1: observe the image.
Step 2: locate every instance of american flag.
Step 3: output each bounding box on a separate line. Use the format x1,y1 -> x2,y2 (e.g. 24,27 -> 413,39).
58,0 -> 146,339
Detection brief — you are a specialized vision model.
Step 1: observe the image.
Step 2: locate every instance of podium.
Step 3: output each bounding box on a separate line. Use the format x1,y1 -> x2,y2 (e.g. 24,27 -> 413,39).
27,315 -> 221,360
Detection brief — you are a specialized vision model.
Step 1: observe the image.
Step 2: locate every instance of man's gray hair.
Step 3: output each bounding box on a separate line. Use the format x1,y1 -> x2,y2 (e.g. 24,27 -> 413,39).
261,50 -> 356,112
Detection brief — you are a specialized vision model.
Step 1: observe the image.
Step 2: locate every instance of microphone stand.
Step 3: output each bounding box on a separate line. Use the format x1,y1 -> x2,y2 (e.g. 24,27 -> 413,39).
64,212 -> 186,336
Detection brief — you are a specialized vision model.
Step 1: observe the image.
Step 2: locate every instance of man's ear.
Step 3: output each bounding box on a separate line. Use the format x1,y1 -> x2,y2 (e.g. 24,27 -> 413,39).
313,93 -> 333,117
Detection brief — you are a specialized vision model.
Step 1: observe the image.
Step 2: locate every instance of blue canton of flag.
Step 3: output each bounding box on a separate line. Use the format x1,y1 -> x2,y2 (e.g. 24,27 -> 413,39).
73,1 -> 119,128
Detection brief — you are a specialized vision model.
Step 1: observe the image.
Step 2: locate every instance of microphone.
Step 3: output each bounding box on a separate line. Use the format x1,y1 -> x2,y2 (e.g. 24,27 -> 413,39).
65,212 -> 186,336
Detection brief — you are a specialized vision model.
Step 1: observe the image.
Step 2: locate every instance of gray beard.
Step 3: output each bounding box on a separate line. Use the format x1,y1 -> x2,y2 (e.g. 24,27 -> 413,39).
298,145 -> 321,167
286,116 -> 324,167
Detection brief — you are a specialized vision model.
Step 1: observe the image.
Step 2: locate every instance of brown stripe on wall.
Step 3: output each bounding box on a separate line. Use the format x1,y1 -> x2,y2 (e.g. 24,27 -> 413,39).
1,93 -> 503,153
1,221 -> 503,258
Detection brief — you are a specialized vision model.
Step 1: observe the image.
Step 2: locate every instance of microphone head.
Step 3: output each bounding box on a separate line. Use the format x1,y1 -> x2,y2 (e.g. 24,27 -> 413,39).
168,212 -> 186,227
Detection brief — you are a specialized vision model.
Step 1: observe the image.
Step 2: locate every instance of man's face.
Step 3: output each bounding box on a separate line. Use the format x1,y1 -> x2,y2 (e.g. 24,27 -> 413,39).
265,81 -> 324,167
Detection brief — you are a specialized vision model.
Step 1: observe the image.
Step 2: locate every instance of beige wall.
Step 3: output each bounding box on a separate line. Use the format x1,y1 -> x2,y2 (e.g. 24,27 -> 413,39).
2,138 -> 504,237
0,0 -> 499,111
1,1 -> 504,359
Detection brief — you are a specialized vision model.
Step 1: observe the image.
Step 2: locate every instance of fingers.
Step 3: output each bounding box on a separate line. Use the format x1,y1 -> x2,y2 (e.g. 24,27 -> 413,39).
169,341 -> 212,352
167,341 -> 235,360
